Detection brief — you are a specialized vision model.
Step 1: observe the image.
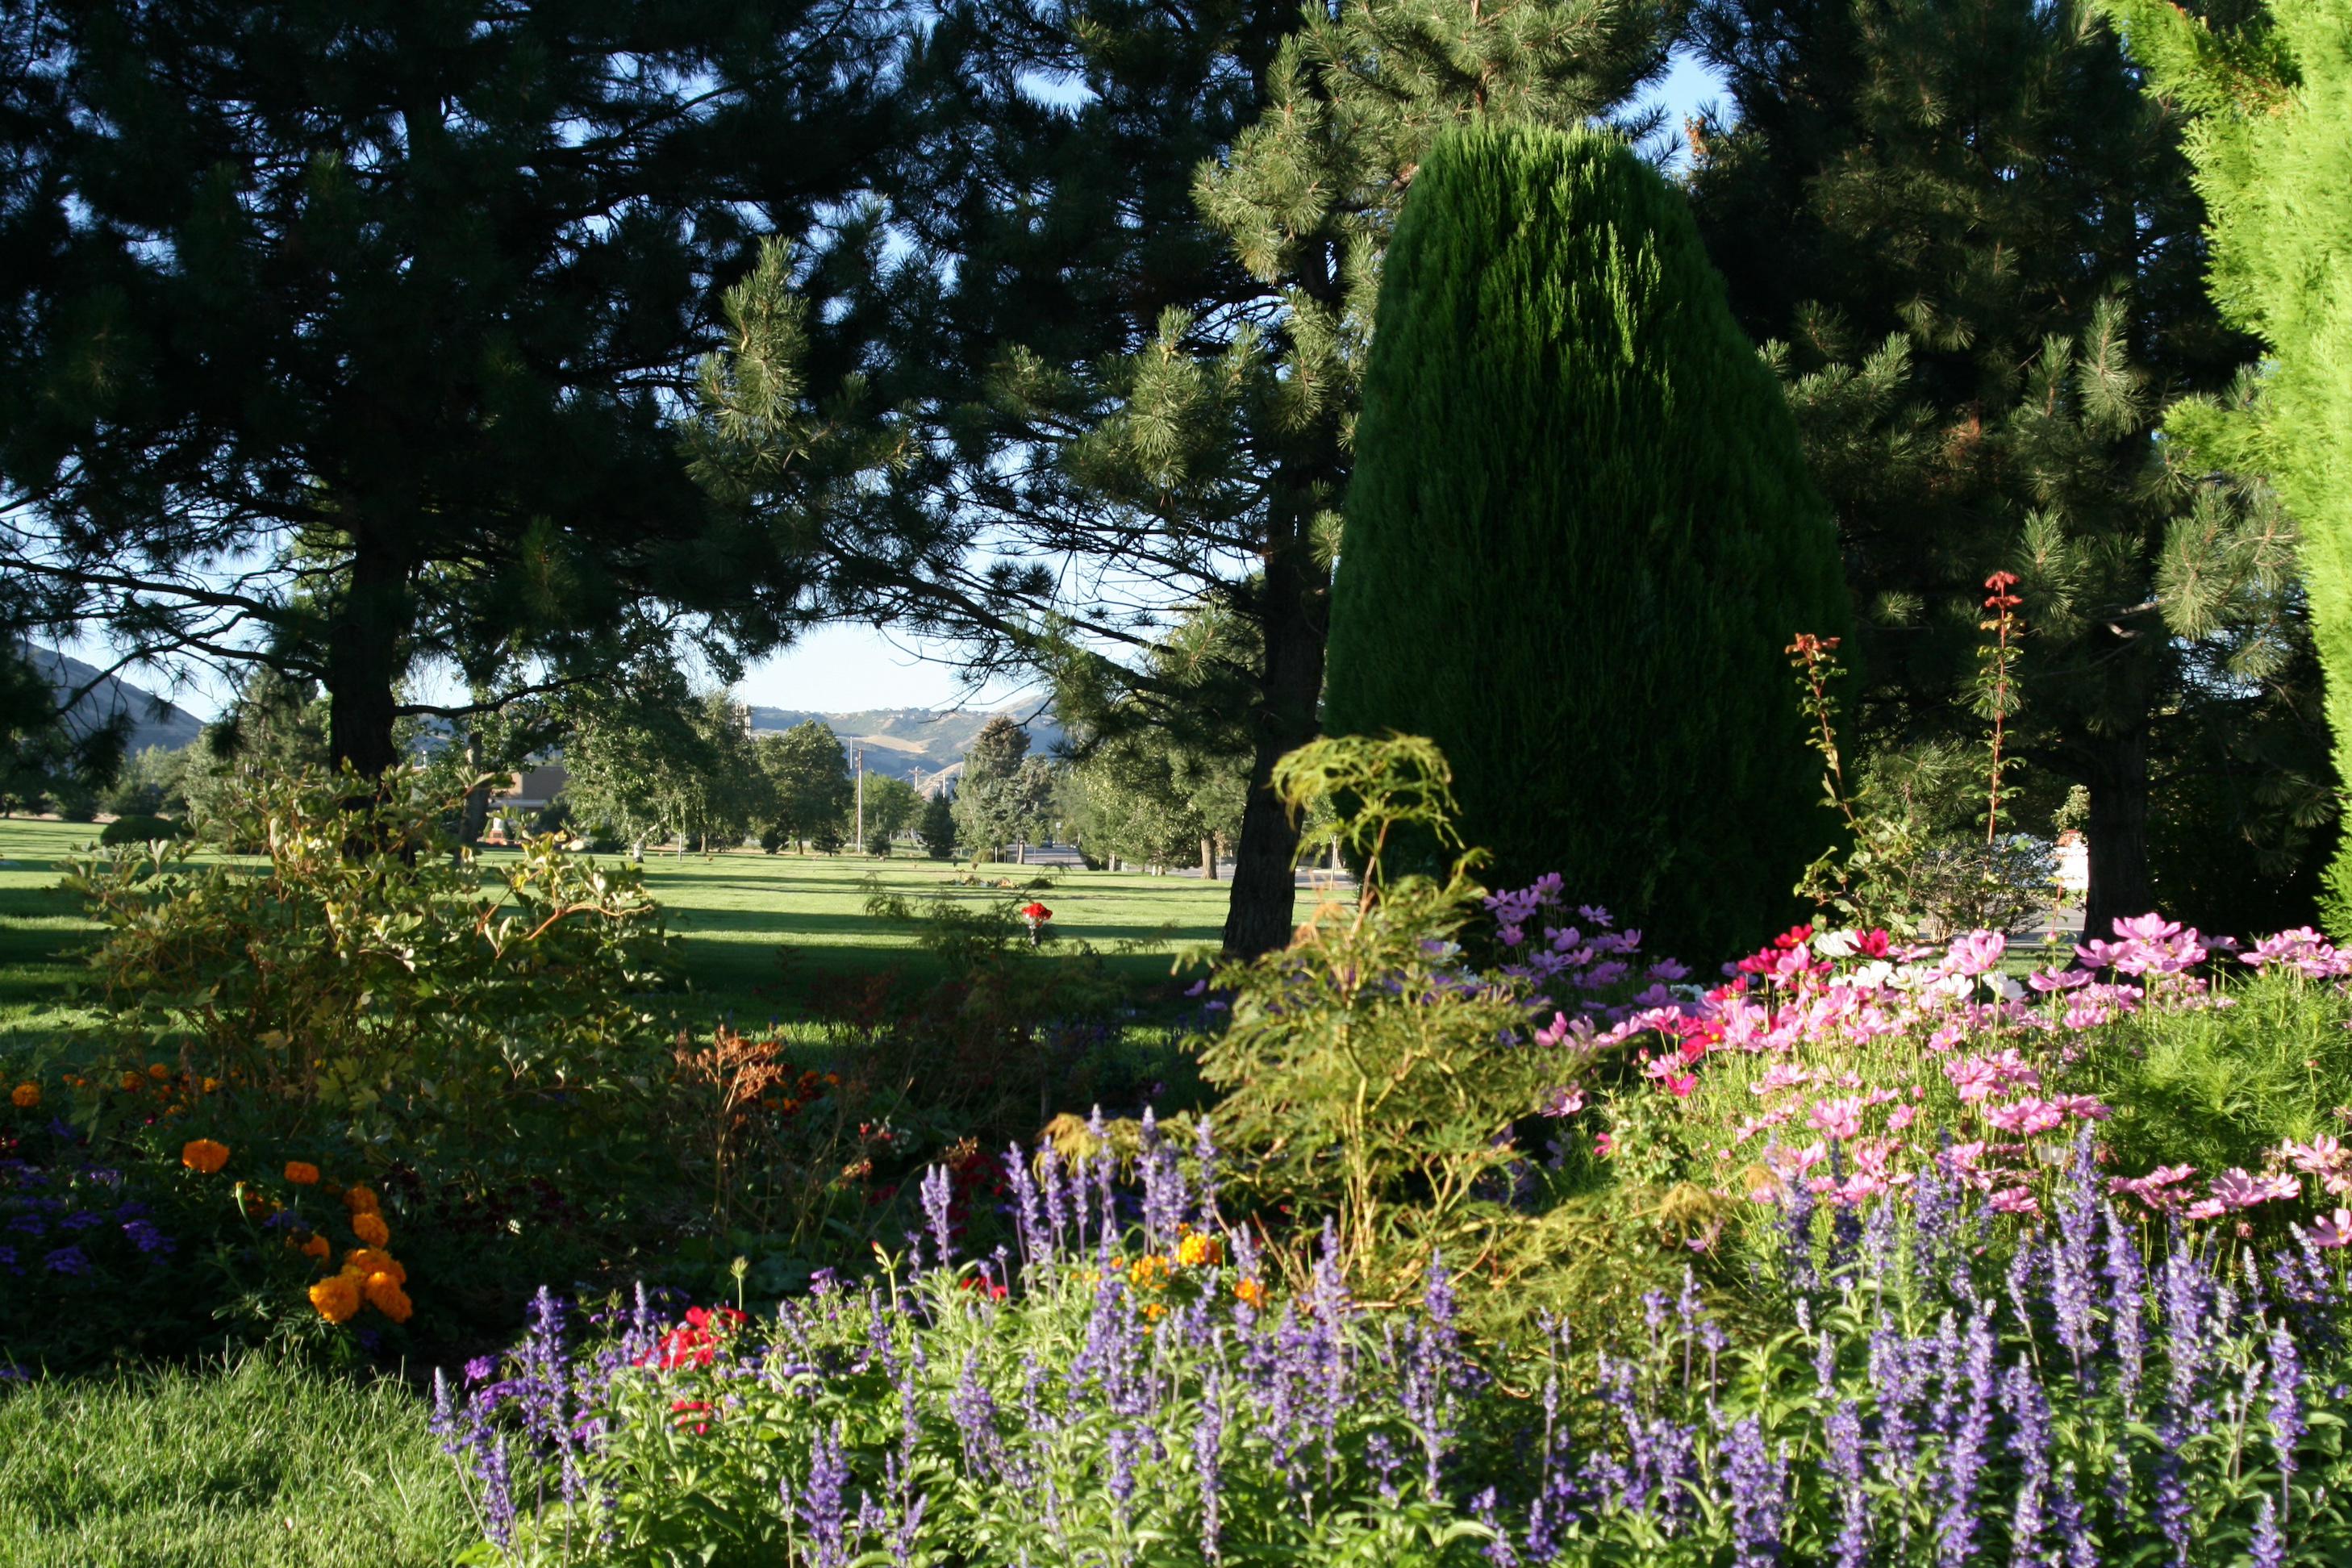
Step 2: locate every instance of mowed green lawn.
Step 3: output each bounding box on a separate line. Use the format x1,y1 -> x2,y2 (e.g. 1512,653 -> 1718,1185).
0,817 -> 1236,1050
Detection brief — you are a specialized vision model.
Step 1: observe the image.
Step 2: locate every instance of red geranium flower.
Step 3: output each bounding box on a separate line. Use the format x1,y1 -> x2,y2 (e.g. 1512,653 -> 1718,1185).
1019,902 -> 1052,924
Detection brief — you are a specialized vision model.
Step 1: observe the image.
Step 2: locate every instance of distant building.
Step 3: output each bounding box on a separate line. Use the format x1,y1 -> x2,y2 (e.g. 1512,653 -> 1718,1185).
494,763 -> 569,814
2054,831 -> 2089,899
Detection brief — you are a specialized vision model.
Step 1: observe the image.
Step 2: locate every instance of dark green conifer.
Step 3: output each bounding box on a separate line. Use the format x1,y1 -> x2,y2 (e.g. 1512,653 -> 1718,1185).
1322,123 -> 1849,960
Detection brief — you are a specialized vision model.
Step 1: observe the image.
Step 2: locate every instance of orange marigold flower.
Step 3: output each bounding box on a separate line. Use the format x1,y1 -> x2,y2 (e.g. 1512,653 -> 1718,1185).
309,1274 -> 361,1324
1233,1278 -> 1270,1311
362,1271 -> 413,1324
301,1235 -> 330,1261
119,1070 -> 143,1093
147,1062 -> 172,1082
344,1247 -> 405,1284
284,1161 -> 320,1186
343,1184 -> 381,1216
201,1077 -> 219,1094
351,1211 -> 390,1248
181,1138 -> 230,1174
10,1082 -> 37,1110
1174,1232 -> 1224,1269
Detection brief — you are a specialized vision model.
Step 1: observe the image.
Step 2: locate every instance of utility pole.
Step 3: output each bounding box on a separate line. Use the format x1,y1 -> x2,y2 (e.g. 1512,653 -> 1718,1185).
853,744 -> 865,849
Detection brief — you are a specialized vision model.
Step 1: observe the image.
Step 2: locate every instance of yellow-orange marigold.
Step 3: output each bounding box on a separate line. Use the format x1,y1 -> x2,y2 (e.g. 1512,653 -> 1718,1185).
119,1070 -> 143,1093
309,1274 -> 361,1324
10,1082 -> 37,1109
283,1161 -> 320,1186
147,1062 -> 171,1082
1233,1278 -> 1270,1311
342,1184 -> 381,1215
300,1235 -> 330,1261
1174,1232 -> 1224,1269
180,1138 -> 230,1174
363,1271 -> 413,1324
351,1211 -> 390,1248
344,1247 -> 405,1284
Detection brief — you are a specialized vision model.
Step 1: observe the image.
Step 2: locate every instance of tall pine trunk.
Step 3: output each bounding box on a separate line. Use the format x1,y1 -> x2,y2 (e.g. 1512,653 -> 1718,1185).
326,533 -> 406,780
1223,498 -> 1331,957
2082,728 -> 2153,944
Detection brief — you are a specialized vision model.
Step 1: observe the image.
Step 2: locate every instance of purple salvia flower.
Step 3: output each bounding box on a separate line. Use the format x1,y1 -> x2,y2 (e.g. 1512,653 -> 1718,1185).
920,1164 -> 954,1270
2267,1317 -> 2304,1498
1007,1143 -> 1045,1272
1471,1487 -> 1520,1566
2102,1202 -> 2146,1416
1192,1115 -> 1220,1231
480,1432 -> 517,1551
2051,1135 -> 2101,1370
2250,1494 -> 2286,1568
1039,1146 -> 1070,1259
1781,1164 -> 1819,1295
1194,1362 -> 1224,1561
799,1420 -> 851,1568
2000,1355 -> 2053,1568
1719,1415 -> 1786,1568
1933,1312 -> 1996,1568
950,1350 -> 1001,1479
1825,1399 -> 1869,1568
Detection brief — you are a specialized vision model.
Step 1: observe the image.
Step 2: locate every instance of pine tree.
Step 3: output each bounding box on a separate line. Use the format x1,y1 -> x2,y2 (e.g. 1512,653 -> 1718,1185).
1685,0 -> 2321,941
0,2 -> 895,779
1322,123 -> 1848,958
706,0 -> 1679,952
2100,0 -> 2352,929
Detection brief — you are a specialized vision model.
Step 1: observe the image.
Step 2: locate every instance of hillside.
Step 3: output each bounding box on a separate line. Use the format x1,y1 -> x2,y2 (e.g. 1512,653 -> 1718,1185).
27,648 -> 207,755
745,704 -> 1063,782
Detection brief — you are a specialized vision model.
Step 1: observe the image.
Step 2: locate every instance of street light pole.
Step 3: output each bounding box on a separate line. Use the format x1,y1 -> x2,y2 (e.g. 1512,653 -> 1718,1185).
853,744 -> 865,848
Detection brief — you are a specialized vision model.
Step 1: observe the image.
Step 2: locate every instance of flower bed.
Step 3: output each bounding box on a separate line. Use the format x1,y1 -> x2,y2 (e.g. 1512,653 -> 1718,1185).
443,1124 -> 2352,1565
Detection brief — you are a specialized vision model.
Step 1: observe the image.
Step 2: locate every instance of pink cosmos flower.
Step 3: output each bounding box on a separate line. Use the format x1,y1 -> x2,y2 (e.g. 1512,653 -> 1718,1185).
1945,930 -> 2007,978
2210,1168 -> 2299,1211
2279,1136 -> 2346,1176
1887,1104 -> 1916,1132
2311,1209 -> 2352,1249
1988,1186 -> 2039,1215
2108,1165 -> 2197,1211
1986,1098 -> 2066,1137
2028,966 -> 2095,992
2050,1095 -> 2112,1122
1808,1097 -> 1866,1141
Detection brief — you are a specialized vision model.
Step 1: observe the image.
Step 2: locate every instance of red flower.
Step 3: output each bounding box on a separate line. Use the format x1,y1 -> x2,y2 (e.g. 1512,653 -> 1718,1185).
637,1305 -> 749,1370
1019,902 -> 1052,924
960,1275 -> 1009,1301
1771,924 -> 1814,951
1857,928 -> 1891,958
671,1398 -> 717,1435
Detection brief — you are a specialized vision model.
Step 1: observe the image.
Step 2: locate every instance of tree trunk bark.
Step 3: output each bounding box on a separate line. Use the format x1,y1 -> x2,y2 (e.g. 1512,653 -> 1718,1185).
325,533 -> 406,781
2082,728 -> 2153,945
1202,836 -> 1218,881
1223,487 -> 1332,957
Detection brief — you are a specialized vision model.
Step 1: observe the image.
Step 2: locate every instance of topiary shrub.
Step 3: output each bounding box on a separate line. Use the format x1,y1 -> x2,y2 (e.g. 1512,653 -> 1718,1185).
98,813 -> 190,846
1321,122 -> 1849,961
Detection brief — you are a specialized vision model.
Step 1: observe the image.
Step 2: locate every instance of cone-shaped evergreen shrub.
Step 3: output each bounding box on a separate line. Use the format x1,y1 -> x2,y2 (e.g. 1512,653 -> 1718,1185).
1322,122 -> 1849,961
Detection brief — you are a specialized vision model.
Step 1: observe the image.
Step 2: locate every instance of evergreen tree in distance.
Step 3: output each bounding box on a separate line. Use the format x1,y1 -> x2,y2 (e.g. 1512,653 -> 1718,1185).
1322,123 -> 1849,961
2100,0 -> 2352,929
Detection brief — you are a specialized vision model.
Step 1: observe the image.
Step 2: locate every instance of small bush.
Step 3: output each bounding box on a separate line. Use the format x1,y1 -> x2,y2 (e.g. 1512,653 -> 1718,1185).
97,813 -> 189,846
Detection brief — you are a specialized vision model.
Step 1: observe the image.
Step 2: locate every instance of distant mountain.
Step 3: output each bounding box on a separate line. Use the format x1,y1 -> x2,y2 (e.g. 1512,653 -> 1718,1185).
744,704 -> 1064,784
26,648 -> 207,756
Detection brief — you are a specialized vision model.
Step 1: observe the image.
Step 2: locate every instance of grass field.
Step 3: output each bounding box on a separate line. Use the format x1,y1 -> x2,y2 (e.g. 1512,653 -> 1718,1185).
0,816 -> 1240,1052
0,1354 -> 467,1568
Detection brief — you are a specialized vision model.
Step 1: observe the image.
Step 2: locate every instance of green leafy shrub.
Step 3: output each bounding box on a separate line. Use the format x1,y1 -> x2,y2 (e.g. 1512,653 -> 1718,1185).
66,769 -> 673,1173
1193,736 -> 1648,1310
